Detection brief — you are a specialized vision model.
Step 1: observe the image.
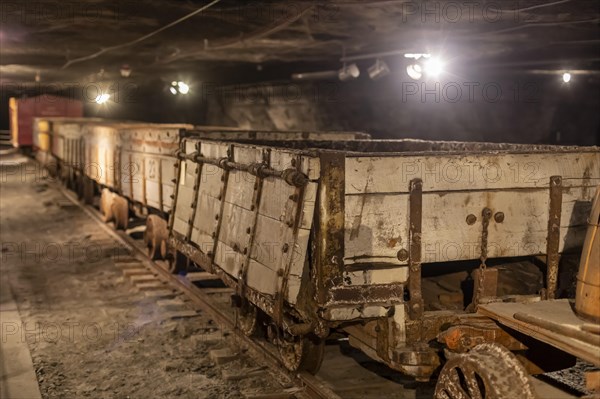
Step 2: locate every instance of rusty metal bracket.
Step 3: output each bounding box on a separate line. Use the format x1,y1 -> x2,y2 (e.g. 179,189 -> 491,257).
238,150 -> 268,315
209,144 -> 234,274
276,154 -> 305,326
473,207 -> 492,308
408,178 -> 424,321
186,142 -> 204,241
167,139 -> 186,233
315,152 -> 346,306
546,175 -> 563,300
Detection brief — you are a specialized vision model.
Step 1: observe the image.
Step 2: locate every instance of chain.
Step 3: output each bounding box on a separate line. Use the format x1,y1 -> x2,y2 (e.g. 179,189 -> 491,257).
474,208 -> 492,308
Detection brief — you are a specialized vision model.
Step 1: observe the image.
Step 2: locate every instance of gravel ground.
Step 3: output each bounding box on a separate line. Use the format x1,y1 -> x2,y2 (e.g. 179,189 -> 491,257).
1,158 -> 283,398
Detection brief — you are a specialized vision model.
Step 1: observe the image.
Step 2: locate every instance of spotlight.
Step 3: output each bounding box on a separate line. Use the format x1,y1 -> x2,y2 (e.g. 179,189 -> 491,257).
120,64 -> 131,78
95,93 -> 110,104
338,64 -> 360,81
424,57 -> 444,78
368,59 -> 390,81
406,64 -> 423,80
177,81 -> 190,94
562,72 -> 572,83
170,81 -> 190,95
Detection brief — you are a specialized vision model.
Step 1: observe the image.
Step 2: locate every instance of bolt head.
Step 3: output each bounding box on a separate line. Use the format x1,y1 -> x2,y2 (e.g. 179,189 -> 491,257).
494,212 -> 505,223
397,249 -> 409,261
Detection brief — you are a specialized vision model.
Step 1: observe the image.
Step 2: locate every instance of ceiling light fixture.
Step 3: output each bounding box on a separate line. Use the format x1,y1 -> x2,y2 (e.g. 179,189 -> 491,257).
95,93 -> 110,104
406,64 -> 423,80
177,81 -> 190,94
424,57 -> 444,78
338,63 -> 360,81
368,59 -> 390,81
562,72 -> 572,83
170,81 -> 190,95
120,64 -> 132,78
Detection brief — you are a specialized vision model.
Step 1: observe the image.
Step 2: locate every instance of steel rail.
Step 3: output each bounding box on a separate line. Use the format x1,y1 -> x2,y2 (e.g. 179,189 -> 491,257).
58,185 -> 341,399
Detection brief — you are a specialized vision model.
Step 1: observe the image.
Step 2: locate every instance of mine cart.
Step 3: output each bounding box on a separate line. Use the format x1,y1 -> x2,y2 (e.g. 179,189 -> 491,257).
167,137 -> 599,394
33,117 -> 107,183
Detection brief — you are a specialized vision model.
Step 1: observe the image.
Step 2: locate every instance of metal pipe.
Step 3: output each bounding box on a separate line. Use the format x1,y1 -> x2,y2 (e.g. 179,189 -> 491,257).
545,176 -> 563,299
340,48 -> 411,62
176,152 -> 309,187
292,70 -> 338,81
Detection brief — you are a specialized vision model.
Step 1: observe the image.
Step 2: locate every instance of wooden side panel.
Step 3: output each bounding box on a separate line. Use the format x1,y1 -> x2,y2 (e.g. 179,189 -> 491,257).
189,142 -> 228,251
345,152 -> 600,194
130,153 -> 145,203
172,158 -> 197,236
145,156 -> 161,209
344,185 -> 596,269
161,157 -> 176,211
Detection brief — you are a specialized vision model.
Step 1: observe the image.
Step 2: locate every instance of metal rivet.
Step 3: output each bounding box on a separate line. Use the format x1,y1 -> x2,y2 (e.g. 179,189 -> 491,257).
466,214 -> 477,225
397,249 -> 409,261
494,212 -> 505,223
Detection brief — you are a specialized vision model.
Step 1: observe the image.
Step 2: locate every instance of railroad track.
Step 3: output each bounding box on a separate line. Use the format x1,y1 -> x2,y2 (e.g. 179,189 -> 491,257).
58,185 -> 346,399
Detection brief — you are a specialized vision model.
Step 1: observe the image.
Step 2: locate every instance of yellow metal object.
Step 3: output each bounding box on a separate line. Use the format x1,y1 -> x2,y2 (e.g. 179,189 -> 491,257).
9,97 -> 18,147
38,120 -> 50,151
575,185 -> 600,323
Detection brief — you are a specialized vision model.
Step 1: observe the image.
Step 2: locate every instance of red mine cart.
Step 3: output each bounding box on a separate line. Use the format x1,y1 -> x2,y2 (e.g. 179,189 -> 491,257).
9,95 -> 83,148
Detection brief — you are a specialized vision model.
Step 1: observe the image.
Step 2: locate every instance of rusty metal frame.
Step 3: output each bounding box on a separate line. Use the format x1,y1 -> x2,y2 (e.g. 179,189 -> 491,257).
546,175 -> 563,300
114,145 -> 121,194
327,284 -> 405,305
275,154 -> 305,324
158,156 -> 164,213
238,148 -> 268,316
408,178 -> 424,321
186,141 -> 204,241
315,152 -> 346,307
141,153 -> 147,206
167,140 -> 186,233
209,144 -> 234,273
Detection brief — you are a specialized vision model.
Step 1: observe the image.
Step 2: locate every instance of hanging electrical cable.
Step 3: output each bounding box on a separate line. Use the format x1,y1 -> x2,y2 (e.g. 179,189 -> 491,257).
61,0 -> 223,69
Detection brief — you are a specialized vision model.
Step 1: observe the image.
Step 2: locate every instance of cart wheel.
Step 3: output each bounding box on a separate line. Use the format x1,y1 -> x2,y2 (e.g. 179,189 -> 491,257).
100,189 -> 115,222
277,334 -> 325,374
434,343 -> 536,399
111,196 -> 129,230
235,300 -> 258,337
145,215 -> 168,260
166,249 -> 187,274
